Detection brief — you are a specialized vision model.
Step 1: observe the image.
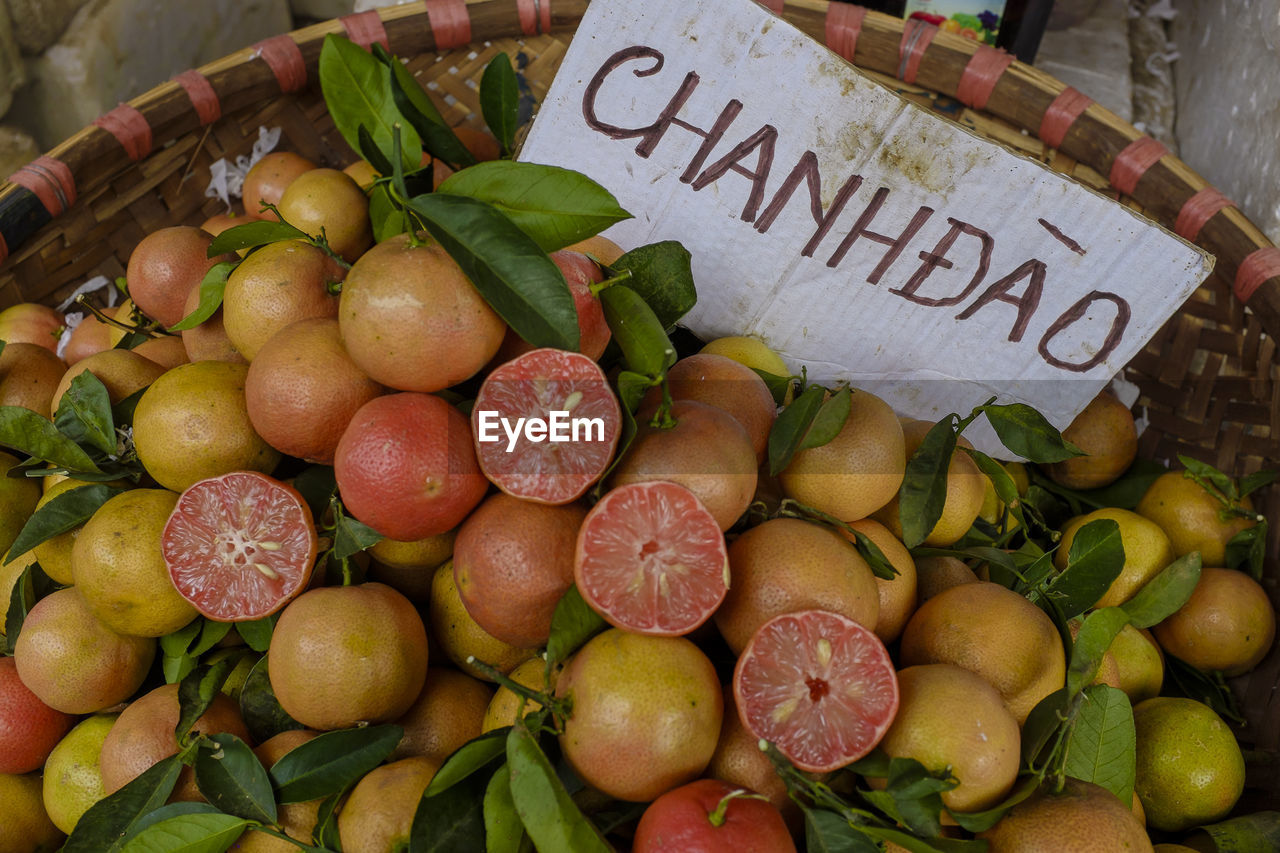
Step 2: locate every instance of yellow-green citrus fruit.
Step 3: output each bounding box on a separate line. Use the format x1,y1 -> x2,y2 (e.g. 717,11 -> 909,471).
0,773 -> 63,852
1136,471 -> 1256,568
42,714 -> 117,834
1055,508 -> 1174,608
1133,697 -> 1244,832
978,777 -> 1153,851
1108,624 -> 1164,704
1150,567 -> 1275,676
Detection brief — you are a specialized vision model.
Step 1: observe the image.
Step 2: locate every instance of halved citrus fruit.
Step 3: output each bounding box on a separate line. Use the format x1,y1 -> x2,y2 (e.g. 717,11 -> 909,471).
575,481 -> 729,636
161,471 -> 318,621
472,348 -> 621,505
733,609 -> 899,773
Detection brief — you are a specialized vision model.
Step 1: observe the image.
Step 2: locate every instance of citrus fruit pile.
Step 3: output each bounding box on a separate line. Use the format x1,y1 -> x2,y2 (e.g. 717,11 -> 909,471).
0,34 -> 1275,853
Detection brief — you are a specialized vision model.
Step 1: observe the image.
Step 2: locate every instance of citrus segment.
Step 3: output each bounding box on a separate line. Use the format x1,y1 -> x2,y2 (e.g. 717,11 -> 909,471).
472,348 -> 621,505
162,472 -> 318,621
733,609 -> 898,773
575,481 -> 728,636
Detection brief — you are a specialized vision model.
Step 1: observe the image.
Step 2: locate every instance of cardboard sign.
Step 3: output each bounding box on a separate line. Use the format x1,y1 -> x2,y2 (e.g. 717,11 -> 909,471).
519,0 -> 1213,453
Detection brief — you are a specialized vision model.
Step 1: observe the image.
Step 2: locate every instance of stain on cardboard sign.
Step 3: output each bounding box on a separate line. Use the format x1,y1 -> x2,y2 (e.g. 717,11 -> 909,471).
519,0 -> 1212,453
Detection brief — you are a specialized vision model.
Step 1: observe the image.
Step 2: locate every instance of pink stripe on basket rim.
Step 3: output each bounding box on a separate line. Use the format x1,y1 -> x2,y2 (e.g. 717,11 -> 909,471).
341,10 -> 390,50
424,0 -> 472,50
1109,136 -> 1168,197
0,227 -> 9,264
898,19 -> 938,84
1175,186 -> 1235,242
93,104 -> 153,162
1039,86 -> 1091,150
174,70 -> 222,125
956,46 -> 1014,110
516,0 -> 551,36
8,156 -> 77,217
825,3 -> 866,62
1235,246 -> 1280,303
254,34 -> 307,93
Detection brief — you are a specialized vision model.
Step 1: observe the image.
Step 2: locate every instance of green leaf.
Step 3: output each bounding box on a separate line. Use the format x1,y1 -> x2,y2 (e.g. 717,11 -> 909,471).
0,406 -> 102,472
169,262 -> 237,331
767,385 -> 825,476
6,483 -> 124,563
1019,687 -> 1071,767
55,372 -> 117,455
1063,684 -> 1135,803
1237,470 -> 1278,499
319,34 -> 421,171
803,809 -> 879,853
1177,454 -> 1236,502
193,733 -> 276,825
190,619 -> 233,657
483,764 -> 527,853
292,465 -> 336,523
312,792 -> 343,850
3,561 -> 54,654
1045,519 -> 1124,618
437,163 -> 632,253
119,811 -> 250,853
369,181 -> 408,243
112,387 -> 147,430
238,655 -> 302,744
506,721 -> 611,853
1119,552 -> 1201,629
599,284 -> 676,377
947,775 -> 1040,833
160,618 -> 204,684
983,403 -> 1083,463
1162,654 -> 1244,724
798,387 -> 852,452
120,803 -> 222,843
752,368 -> 793,406
408,193 -> 579,351
1225,522 -> 1266,581
63,754 -> 183,852
270,723 -> 403,804
234,614 -> 277,654
545,585 -> 606,673
333,506 -> 383,560
408,758 -> 488,853
899,418 -> 958,548
865,758 -> 953,837
425,728 -> 509,797
206,221 -> 307,258
175,657 -> 234,745
357,124 -> 395,178
1034,458 -> 1167,512
845,527 -> 898,580
1066,607 -> 1130,697
609,241 -> 697,330
377,44 -> 476,170
1199,810 -> 1280,851
962,447 -> 1020,509
480,53 -> 519,153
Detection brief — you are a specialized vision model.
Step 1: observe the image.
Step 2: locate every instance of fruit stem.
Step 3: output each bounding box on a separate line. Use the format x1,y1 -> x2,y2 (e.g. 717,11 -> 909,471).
75,296 -> 160,339
707,788 -> 768,827
466,655 -> 570,726
589,268 -> 633,295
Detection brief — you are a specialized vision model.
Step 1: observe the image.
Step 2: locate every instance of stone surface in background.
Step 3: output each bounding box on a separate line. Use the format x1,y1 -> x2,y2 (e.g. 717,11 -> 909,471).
0,124 -> 37,176
291,0 -> 410,18
0,3 -> 22,119
8,0 -> 291,149
1173,0 -> 1280,244
6,0 -> 90,54
1130,0 -> 1178,149
1035,0 -> 1134,121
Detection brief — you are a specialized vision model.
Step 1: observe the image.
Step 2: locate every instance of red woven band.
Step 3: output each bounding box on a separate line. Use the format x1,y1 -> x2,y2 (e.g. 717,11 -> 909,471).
956,46 -> 1013,110
1235,246 -> 1280,303
0,228 -> 9,264
1175,186 -> 1235,242
93,104 -> 152,162
254,35 -> 307,93
174,70 -> 221,125
424,0 -> 471,50
1109,136 -> 1168,196
9,156 -> 76,217
898,19 -> 938,84
757,0 -> 784,12
825,3 -> 866,62
516,0 -> 550,36
341,10 -> 389,50
1039,87 -> 1091,150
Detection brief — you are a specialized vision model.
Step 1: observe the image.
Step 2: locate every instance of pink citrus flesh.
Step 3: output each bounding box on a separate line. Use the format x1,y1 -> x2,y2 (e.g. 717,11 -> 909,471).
733,609 -> 899,773
575,481 -> 729,636
472,348 -> 621,505
162,471 -> 318,621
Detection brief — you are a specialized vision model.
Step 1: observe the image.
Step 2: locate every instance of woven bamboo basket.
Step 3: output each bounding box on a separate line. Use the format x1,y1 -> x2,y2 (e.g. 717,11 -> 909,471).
0,0 -> 1276,809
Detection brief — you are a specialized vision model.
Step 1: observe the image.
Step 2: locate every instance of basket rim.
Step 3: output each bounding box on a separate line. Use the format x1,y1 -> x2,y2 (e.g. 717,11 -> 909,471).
0,0 -> 1277,337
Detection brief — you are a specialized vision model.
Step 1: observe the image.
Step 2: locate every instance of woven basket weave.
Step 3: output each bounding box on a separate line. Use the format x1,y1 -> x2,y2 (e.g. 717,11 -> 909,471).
0,0 -> 1275,805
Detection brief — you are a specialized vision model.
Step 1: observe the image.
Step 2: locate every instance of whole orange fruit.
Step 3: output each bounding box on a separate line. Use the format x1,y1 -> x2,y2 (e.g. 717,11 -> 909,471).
978,777 -> 1153,851
714,517 -> 879,654
336,757 -> 439,853
915,556 -> 979,601
707,685 -> 793,823
0,657 -> 74,774
1047,391 -> 1138,490
491,250 -> 611,363
13,588 -> 155,714
99,683 -> 250,800
610,399 -> 757,531
368,529 -> 456,603
481,657 -> 561,733
269,583 -> 428,730
232,729 -> 321,851
1055,508 -> 1174,609
0,449 -> 39,559
565,234 -> 626,266
652,353 -> 777,463
900,581 -> 1065,724
391,667 -> 493,763
131,336 -> 188,370
0,302 -> 63,353
779,388 -> 905,522
0,773 -> 63,852
126,226 -> 233,328
242,151 -> 315,220
179,284 -> 246,364
428,561 -> 538,681
632,778 -> 797,853
338,233 -> 505,392
221,239 -> 342,362
62,314 -> 112,365
50,348 -> 164,414
846,518 -> 917,643
557,629 -> 722,802
1151,567 -> 1275,676
873,422 -> 985,546
276,168 -> 372,263
245,317 -> 383,463
1136,471 -> 1258,568
0,342 -> 64,419
452,493 -> 586,648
